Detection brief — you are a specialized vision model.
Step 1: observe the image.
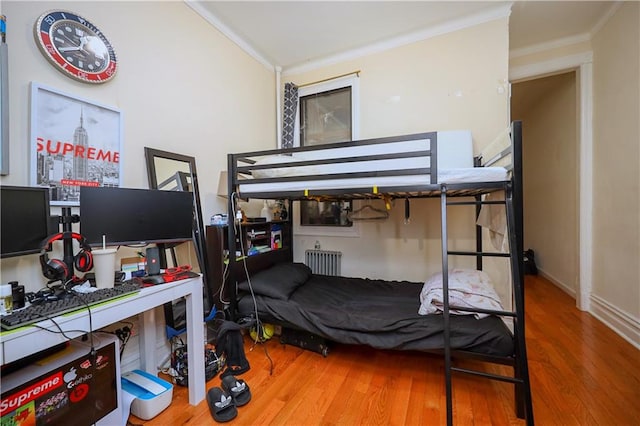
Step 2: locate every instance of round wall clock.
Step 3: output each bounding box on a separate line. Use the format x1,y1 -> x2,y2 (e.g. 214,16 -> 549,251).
34,10 -> 117,84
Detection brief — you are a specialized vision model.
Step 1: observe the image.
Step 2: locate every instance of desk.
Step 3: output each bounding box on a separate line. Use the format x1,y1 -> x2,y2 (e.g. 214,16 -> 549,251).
0,277 -> 205,406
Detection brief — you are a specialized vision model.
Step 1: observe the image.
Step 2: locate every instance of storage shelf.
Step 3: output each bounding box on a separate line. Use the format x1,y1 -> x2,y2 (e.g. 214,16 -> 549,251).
206,220 -> 291,310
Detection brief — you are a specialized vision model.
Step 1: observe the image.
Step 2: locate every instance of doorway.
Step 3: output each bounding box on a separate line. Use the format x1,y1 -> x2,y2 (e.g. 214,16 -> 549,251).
511,72 -> 579,297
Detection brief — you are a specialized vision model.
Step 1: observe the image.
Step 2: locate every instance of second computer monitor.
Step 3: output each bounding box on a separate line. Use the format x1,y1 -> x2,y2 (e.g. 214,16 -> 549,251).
80,186 -> 194,248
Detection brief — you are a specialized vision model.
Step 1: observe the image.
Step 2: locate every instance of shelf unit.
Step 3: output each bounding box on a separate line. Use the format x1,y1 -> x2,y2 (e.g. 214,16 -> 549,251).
206,220 -> 292,311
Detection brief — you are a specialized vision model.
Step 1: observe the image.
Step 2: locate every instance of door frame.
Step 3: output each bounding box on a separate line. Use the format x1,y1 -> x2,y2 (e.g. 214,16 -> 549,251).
510,51 -> 593,311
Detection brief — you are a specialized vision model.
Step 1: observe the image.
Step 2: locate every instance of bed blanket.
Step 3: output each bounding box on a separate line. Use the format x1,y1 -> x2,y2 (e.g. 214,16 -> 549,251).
419,269 -> 503,319
238,272 -> 515,354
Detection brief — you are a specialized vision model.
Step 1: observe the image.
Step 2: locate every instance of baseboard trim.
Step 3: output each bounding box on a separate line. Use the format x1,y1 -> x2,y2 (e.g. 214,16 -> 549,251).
538,268 -> 575,298
589,294 -> 640,350
539,269 -> 639,349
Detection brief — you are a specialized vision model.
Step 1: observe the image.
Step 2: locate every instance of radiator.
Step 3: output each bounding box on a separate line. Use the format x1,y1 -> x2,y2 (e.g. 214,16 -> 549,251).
305,249 -> 342,276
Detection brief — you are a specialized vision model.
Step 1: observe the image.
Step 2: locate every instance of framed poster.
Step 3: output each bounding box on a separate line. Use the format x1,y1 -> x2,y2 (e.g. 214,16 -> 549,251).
30,82 -> 122,206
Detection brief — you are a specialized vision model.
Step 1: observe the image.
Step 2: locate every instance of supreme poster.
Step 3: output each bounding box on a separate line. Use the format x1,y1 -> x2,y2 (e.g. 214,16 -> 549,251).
30,82 -> 122,206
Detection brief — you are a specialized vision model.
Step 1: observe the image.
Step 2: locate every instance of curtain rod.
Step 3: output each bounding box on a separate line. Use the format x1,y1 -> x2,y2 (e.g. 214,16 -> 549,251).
297,70 -> 361,88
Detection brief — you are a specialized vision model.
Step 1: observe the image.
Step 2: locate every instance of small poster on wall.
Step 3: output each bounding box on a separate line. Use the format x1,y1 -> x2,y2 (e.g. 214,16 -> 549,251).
29,82 -> 123,206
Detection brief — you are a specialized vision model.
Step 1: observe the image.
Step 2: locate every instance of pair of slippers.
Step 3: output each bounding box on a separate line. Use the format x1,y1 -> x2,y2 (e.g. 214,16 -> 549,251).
207,375 -> 251,422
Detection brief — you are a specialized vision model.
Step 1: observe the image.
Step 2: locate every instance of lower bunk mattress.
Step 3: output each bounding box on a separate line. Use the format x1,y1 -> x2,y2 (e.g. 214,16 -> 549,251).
236,263 -> 514,357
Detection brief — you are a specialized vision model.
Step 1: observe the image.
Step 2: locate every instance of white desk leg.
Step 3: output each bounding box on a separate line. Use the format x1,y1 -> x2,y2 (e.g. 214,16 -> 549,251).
139,306 -> 157,375
185,279 -> 206,405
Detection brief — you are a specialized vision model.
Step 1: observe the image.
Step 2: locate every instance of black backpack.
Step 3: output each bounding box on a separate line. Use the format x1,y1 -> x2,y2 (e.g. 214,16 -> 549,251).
523,249 -> 538,275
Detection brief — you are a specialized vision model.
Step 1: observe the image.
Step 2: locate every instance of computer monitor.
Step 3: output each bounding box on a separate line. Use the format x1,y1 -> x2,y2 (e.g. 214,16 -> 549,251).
1,186 -> 52,258
79,186 -> 194,247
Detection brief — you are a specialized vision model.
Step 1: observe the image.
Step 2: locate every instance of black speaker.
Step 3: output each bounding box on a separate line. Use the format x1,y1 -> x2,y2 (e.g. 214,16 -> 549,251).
280,327 -> 330,357
145,247 -> 161,276
11,284 -> 25,309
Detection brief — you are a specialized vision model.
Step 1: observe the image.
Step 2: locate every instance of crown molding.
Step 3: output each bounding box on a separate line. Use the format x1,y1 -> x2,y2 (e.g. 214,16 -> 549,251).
283,3 -> 512,76
509,1 -> 623,60
184,0 -> 275,71
185,0 -> 511,76
509,33 -> 591,60
590,0 -> 623,36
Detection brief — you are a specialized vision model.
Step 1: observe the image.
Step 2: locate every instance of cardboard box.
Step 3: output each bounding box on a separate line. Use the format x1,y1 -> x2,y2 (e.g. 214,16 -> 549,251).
1,334 -> 121,426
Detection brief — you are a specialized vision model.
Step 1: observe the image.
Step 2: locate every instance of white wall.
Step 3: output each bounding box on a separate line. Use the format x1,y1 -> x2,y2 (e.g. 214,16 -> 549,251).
512,72 -> 578,294
0,1 -> 276,291
285,19 -> 511,297
591,2 -> 640,321
508,1 -> 639,346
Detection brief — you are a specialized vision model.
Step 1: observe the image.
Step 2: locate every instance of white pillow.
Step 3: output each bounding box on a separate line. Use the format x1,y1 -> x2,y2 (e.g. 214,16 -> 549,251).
418,268 -> 503,319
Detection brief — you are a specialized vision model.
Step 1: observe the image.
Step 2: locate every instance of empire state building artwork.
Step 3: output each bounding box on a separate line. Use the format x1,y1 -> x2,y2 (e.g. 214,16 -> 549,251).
73,110 -> 89,185
31,84 -> 121,205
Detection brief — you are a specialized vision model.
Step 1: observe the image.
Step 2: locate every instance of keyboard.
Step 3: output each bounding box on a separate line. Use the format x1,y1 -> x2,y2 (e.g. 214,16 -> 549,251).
0,282 -> 141,331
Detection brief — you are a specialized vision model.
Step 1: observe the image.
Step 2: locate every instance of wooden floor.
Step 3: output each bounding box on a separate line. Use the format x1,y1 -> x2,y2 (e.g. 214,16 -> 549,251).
129,276 -> 640,425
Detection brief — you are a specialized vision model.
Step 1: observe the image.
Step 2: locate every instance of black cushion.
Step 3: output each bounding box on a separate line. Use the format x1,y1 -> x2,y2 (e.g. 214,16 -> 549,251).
237,262 -> 311,300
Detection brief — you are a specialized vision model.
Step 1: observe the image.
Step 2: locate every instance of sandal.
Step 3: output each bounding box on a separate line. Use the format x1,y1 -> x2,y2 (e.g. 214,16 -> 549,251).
221,375 -> 252,407
207,387 -> 237,422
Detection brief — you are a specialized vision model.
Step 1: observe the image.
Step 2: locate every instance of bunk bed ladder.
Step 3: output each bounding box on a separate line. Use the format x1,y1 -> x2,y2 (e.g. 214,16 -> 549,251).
440,184 -> 534,426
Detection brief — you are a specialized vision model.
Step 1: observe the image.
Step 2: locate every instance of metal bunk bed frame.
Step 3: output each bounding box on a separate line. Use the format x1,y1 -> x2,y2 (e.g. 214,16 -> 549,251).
225,121 -> 533,425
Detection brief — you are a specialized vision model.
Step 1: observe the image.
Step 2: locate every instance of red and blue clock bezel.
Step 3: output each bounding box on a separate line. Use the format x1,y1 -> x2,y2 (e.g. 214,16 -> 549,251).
35,10 -> 117,84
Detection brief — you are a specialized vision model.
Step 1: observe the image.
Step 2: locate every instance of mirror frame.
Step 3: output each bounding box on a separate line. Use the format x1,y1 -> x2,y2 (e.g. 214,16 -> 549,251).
144,147 -> 213,324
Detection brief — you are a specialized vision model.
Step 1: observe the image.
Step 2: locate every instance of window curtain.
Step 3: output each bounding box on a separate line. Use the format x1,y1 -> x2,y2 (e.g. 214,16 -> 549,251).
281,82 -> 298,149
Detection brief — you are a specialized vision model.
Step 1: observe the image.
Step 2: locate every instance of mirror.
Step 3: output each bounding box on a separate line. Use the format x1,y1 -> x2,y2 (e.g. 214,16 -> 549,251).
144,147 -> 213,330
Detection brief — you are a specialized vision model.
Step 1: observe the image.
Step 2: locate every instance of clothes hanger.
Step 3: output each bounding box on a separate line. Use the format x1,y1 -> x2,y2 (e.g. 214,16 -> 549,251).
347,201 -> 390,221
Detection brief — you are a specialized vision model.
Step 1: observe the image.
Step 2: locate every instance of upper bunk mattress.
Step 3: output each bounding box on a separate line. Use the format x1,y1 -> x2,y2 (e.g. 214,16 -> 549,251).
237,130 -> 508,194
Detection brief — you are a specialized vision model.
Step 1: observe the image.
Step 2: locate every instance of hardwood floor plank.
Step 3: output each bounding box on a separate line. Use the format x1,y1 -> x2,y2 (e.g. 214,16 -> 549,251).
405,356 -> 437,425
465,373 -> 498,425
353,356 -> 397,425
130,276 -> 640,425
524,276 -> 640,425
321,349 -> 374,425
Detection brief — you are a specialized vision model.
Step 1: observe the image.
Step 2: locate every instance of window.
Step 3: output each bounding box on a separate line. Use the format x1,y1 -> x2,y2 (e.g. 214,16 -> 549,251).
292,74 -> 360,237
300,87 -> 352,145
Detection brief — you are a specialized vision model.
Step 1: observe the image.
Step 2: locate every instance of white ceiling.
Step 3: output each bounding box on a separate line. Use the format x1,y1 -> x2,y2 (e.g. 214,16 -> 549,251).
186,1 -> 617,73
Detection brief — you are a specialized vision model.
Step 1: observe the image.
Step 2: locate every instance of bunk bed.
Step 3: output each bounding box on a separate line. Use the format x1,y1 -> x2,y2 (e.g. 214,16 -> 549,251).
224,121 -> 532,425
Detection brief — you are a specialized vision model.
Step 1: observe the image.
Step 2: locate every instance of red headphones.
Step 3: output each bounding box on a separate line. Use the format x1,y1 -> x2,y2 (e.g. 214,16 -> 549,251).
40,232 -> 93,281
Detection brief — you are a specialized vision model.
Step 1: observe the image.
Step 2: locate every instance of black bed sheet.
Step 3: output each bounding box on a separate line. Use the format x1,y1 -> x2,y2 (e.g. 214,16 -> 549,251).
237,274 -> 514,356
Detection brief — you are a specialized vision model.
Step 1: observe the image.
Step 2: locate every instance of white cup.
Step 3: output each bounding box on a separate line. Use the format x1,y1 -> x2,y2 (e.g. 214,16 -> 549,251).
92,248 -> 117,289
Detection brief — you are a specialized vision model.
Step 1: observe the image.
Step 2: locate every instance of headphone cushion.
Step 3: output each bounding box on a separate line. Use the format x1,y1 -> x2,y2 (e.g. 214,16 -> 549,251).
74,250 -> 94,272
44,258 -> 69,280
